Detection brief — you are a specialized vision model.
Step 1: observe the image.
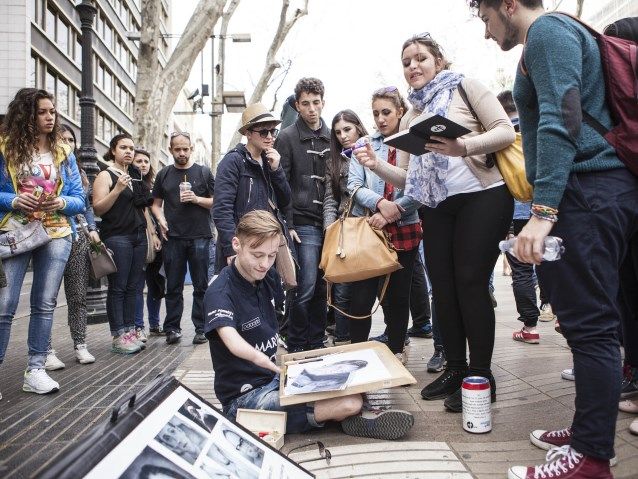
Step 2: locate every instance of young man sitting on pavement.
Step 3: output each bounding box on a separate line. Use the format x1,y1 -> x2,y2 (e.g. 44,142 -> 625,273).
204,210 -> 414,440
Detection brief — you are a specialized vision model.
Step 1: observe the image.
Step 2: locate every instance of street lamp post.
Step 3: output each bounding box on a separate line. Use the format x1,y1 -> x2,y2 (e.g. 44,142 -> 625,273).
76,0 -> 108,324
210,33 -> 250,171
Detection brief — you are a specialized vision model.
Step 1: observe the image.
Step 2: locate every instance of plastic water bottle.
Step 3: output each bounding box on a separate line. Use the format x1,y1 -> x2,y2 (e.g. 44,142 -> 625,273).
499,236 -> 565,261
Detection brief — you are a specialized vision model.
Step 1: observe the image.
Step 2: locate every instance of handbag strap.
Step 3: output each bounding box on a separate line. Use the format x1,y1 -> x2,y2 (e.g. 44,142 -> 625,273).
456,83 -> 496,168
326,275 -> 391,320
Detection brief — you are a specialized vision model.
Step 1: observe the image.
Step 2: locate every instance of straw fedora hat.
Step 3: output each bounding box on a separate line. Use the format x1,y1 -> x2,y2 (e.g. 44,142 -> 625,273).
238,103 -> 282,135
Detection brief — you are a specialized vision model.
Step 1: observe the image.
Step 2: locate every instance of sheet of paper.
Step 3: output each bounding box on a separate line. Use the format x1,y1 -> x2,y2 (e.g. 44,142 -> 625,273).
284,348 -> 391,396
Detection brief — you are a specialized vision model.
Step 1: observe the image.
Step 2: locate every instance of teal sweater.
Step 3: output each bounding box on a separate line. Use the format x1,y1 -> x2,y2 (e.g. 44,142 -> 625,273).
513,14 -> 624,209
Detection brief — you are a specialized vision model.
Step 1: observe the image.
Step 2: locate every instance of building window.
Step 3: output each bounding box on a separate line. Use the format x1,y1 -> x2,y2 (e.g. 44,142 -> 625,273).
46,70 -> 55,96
97,113 -> 104,141
29,55 -> 37,88
104,70 -> 112,96
28,0 -> 36,21
57,16 -> 69,55
105,23 -> 113,50
75,38 -> 82,64
57,80 -> 69,116
97,62 -> 104,89
74,90 -> 81,120
45,6 -> 56,39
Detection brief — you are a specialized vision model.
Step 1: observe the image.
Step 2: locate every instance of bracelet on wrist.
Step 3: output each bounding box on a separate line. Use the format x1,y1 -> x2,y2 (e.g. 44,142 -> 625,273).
11,197 -> 19,209
531,210 -> 558,223
531,204 -> 558,216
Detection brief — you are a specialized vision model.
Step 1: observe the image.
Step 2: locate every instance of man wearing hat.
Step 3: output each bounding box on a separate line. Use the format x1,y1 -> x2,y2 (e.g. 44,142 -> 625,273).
212,103 -> 292,275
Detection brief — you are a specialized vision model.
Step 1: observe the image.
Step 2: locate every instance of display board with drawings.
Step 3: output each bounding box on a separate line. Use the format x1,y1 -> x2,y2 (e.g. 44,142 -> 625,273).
280,341 -> 417,406
84,385 -> 313,479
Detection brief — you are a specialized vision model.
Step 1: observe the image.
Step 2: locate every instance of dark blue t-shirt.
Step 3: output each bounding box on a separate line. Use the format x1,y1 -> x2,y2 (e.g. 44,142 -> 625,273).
204,263 -> 279,406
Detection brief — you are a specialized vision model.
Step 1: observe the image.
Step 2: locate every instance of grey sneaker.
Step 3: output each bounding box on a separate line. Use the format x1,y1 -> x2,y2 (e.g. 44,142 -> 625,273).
341,408 -> 414,440
427,345 -> 446,373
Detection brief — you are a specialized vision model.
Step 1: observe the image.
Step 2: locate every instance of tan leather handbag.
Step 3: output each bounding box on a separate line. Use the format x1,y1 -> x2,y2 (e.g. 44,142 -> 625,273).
320,187 -> 402,319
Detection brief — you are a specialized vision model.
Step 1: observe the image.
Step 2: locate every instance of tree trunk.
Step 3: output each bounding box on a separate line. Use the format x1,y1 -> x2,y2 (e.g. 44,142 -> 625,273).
134,0 -> 228,169
226,0 -> 309,150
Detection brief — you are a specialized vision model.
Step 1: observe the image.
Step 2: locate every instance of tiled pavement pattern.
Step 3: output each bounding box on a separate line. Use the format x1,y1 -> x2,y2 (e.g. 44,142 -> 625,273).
1,265 -> 637,478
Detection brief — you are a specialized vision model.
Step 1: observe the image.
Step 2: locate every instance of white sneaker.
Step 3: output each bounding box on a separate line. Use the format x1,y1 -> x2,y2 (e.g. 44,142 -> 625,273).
45,351 -> 65,371
75,344 -> 95,364
23,369 -> 60,394
561,368 -> 575,381
539,304 -> 556,322
135,328 -> 148,343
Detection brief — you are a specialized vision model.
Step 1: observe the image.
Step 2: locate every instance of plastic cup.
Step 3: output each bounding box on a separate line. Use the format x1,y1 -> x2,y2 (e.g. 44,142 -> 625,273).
179,181 -> 191,202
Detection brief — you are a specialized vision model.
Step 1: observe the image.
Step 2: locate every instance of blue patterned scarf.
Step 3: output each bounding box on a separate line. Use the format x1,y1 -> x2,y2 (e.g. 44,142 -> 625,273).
405,70 -> 465,207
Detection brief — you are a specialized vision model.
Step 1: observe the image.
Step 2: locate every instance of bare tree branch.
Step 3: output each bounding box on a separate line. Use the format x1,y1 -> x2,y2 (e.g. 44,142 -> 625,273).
270,59 -> 293,111
575,0 -> 585,18
134,0 -> 228,167
226,0 -> 310,149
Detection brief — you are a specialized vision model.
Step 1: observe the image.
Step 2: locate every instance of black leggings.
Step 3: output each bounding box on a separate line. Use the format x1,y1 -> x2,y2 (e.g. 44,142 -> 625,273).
349,249 -> 418,354
421,185 -> 513,377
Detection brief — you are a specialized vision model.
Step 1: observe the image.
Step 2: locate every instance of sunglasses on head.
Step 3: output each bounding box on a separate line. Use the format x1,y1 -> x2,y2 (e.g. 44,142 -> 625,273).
413,31 -> 432,40
170,131 -> 191,138
249,127 -> 279,138
374,86 -> 399,95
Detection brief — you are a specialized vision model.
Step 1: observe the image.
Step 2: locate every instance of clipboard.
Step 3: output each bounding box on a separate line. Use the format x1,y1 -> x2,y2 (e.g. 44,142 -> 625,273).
279,341 -> 416,406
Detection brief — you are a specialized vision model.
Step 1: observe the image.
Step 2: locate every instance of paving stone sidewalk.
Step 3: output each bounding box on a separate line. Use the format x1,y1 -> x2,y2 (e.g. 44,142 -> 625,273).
174,267 -> 638,479
1,266 -> 637,478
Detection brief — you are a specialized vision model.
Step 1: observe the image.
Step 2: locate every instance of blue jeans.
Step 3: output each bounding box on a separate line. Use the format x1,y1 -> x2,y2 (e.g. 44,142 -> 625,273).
0,236 -> 72,370
537,169 -> 638,460
105,230 -> 147,336
163,237 -> 210,334
288,225 -> 326,349
224,376 -> 322,434
134,274 -> 161,329
332,282 -> 352,341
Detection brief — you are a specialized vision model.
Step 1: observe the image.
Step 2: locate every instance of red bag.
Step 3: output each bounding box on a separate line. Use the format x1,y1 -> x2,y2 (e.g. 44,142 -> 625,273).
556,13 -> 638,176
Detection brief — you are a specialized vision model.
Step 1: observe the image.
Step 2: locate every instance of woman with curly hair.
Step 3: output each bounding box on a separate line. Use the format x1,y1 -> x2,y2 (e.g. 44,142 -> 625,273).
44,124 -> 99,370
0,88 -> 85,397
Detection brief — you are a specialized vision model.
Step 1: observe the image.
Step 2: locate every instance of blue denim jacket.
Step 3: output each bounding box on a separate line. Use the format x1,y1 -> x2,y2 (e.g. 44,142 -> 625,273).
347,132 -> 421,226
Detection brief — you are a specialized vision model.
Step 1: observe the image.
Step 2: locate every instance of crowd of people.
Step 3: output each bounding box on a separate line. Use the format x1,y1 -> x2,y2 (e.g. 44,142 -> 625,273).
0,0 -> 637,477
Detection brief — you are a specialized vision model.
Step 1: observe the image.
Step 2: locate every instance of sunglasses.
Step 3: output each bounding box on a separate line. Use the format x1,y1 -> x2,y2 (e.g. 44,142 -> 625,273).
412,31 -> 432,41
287,441 -> 331,465
374,86 -> 399,95
170,131 -> 191,138
249,128 -> 279,138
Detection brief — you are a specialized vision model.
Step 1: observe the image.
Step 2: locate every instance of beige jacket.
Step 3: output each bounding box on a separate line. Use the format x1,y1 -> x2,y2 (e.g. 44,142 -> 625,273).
373,78 -> 515,189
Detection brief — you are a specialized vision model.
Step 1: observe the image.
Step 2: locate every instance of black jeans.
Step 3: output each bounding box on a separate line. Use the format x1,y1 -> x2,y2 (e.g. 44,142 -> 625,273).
506,219 -> 540,327
162,237 -> 210,334
421,185 -> 513,377
349,249 -> 418,354
381,252 -> 431,329
620,234 -> 638,366
536,169 -> 638,460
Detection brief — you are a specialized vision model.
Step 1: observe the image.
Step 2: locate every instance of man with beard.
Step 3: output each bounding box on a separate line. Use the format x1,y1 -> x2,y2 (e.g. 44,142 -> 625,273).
471,1 -> 638,478
152,132 -> 215,345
